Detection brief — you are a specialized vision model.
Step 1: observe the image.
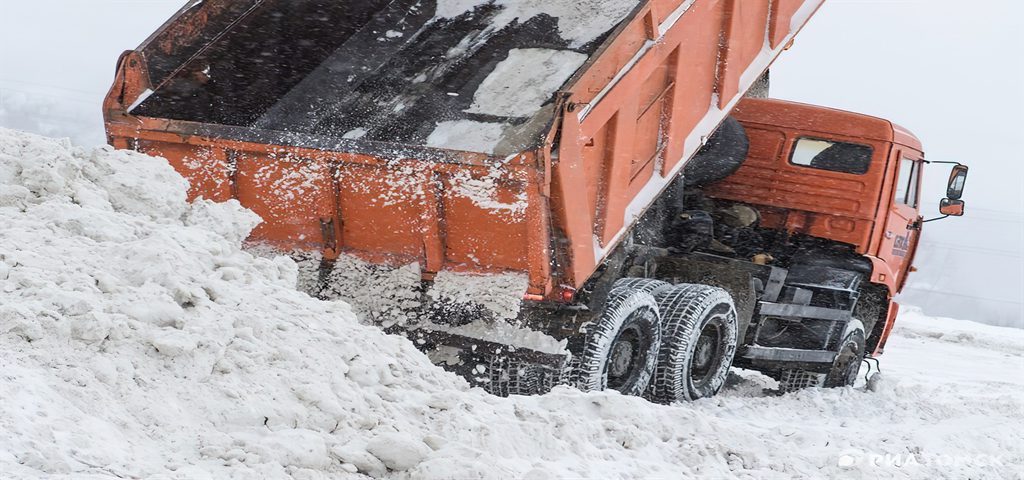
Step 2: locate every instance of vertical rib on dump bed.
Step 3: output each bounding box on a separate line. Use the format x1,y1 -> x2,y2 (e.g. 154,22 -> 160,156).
104,0 -> 824,302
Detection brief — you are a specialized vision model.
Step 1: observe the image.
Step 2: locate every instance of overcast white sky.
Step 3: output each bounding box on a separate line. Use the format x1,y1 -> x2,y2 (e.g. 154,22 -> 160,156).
1,0 -> 1020,325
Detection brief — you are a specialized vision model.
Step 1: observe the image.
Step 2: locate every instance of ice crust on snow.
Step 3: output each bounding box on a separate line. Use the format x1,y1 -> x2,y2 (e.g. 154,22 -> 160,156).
2,128 -> 1023,479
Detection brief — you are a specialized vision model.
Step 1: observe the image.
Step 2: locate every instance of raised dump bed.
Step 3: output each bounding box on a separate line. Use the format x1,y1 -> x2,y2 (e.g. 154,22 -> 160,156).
106,0 -> 824,301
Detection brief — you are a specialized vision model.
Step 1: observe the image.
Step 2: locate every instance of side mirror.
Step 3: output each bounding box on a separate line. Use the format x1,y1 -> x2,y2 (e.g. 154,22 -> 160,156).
939,198 -> 965,216
946,164 -> 968,200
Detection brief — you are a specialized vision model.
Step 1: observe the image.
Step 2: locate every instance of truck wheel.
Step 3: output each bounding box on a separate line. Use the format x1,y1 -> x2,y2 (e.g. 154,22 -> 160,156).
647,284 -> 738,403
779,320 -> 866,393
825,320 -> 866,387
575,285 -> 661,395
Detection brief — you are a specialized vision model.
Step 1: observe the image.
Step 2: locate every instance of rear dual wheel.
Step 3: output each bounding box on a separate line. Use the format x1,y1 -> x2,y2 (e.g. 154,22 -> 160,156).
575,282 -> 663,395
647,284 -> 739,403
575,280 -> 739,403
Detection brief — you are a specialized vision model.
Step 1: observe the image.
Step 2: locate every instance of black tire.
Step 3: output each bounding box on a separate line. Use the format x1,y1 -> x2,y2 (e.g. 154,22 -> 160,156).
779,320 -> 866,393
575,285 -> 661,395
682,117 -> 749,187
488,358 -> 562,397
647,284 -> 739,403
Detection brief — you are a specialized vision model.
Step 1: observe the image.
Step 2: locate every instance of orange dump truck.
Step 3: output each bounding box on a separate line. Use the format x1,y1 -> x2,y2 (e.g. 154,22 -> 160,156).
105,0 -> 967,399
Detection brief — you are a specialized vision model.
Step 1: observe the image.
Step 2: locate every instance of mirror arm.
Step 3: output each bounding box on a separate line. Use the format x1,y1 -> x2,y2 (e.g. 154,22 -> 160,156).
922,215 -> 950,223
922,160 -> 963,166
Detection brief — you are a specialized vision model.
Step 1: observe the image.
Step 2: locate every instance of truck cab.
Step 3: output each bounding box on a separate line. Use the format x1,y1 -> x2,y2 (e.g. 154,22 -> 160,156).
673,98 -> 968,381
708,98 -> 930,292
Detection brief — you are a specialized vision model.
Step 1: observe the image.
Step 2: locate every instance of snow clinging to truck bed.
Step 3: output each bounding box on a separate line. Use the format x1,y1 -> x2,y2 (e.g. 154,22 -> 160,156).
426,48 -> 587,155
425,119 -> 507,154
423,0 -> 641,154
466,48 -> 589,118
434,0 -> 641,48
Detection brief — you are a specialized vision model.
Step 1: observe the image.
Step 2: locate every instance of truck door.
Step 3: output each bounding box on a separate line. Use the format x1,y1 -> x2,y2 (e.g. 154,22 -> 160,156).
881,150 -> 923,289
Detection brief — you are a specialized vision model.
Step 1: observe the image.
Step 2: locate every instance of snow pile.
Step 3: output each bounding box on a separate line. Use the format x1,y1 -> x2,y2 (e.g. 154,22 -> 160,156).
2,129 -> 1022,479
0,129 -> 463,478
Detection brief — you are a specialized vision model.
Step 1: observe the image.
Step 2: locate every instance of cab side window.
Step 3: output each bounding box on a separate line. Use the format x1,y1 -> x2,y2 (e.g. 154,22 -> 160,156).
894,158 -> 921,207
790,137 -> 873,175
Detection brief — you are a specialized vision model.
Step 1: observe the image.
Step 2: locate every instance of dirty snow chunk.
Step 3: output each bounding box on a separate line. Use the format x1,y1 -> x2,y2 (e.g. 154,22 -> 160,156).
366,433 -> 432,471
426,119 -> 507,154
429,270 -> 529,321
467,48 -> 587,118
435,0 -> 641,48
319,254 -> 423,327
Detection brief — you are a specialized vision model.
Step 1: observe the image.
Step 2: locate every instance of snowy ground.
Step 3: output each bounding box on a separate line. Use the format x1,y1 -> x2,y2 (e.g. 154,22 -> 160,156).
1,128 -> 1022,479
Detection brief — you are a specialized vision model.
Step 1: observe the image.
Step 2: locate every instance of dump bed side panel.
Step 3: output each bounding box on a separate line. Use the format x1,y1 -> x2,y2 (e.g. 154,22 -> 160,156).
551,0 -> 824,288
108,126 -> 551,295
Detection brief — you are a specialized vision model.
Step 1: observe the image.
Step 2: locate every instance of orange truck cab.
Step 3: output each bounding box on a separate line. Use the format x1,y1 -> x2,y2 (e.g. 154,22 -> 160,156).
104,0 -> 968,400
695,98 -> 968,371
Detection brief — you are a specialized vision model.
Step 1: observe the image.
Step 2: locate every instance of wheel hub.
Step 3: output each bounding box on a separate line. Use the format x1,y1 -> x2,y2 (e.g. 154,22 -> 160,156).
605,323 -> 650,391
609,339 -> 635,378
833,343 -> 861,385
690,318 -> 724,387
693,336 -> 714,371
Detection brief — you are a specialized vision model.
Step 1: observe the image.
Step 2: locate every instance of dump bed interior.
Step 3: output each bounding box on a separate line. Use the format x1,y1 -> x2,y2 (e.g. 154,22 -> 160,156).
132,0 -> 642,156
